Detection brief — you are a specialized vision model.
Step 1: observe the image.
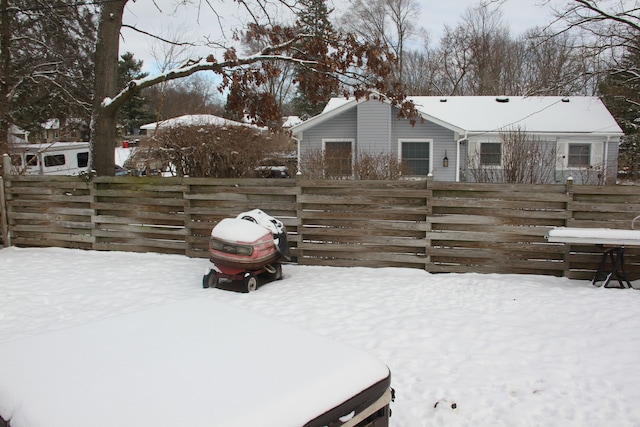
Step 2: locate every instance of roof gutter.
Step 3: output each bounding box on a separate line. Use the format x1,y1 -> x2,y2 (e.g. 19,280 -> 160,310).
456,132 -> 468,182
292,134 -> 302,175
604,135 -> 610,182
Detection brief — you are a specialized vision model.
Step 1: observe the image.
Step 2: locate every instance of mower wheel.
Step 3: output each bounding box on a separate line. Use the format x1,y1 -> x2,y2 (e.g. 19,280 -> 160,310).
265,262 -> 283,281
243,273 -> 258,293
203,271 -> 218,289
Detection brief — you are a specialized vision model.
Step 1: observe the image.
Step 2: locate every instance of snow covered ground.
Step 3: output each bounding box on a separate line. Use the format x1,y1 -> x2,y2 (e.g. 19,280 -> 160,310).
1,247 -> 640,426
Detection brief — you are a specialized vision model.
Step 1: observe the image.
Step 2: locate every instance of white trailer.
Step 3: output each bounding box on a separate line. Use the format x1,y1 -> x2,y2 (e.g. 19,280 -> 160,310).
9,142 -> 91,175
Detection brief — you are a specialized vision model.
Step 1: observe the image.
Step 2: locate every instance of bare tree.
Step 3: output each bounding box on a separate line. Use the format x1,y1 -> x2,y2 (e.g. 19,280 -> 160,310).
549,0 -> 640,90
89,0 -> 415,176
339,0 -> 422,81
428,6 -> 515,96
237,23 -> 297,115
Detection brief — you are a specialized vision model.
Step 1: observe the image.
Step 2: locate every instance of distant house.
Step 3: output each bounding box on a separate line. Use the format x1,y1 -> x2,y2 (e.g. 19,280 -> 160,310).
291,96 -> 624,184
8,124 -> 29,144
139,114 -> 260,136
40,118 -> 88,143
282,115 -> 302,129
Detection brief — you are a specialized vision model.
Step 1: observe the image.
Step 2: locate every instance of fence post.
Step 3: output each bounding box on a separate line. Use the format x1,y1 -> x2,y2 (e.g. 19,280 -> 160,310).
295,174 -> 304,264
560,176 -> 575,277
565,176 -> 574,227
1,154 -> 11,247
183,177 -> 192,257
424,174 -> 433,271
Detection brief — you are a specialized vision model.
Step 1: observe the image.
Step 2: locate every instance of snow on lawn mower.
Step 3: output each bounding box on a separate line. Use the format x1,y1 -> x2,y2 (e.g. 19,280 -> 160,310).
203,209 -> 290,293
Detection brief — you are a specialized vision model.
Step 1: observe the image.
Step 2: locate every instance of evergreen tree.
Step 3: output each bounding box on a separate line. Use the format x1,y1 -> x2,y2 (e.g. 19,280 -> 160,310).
600,35 -> 640,180
117,52 -> 153,135
291,0 -> 337,119
1,1 -> 96,141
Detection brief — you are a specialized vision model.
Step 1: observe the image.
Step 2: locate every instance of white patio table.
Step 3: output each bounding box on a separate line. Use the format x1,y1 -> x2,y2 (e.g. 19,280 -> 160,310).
547,227 -> 640,289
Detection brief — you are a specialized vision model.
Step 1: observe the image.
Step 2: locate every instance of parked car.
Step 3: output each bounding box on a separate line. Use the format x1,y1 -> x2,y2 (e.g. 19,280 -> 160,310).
255,165 -> 291,178
115,165 -> 130,176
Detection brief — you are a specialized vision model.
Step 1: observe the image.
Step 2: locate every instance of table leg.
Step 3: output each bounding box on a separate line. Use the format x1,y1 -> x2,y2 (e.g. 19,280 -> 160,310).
592,247 -> 632,288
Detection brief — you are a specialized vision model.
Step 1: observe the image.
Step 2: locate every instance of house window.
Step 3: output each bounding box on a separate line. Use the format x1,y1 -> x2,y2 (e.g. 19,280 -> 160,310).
400,141 -> 430,175
480,142 -> 501,166
77,152 -> 89,168
324,140 -> 353,177
567,143 -> 591,167
44,154 -> 66,167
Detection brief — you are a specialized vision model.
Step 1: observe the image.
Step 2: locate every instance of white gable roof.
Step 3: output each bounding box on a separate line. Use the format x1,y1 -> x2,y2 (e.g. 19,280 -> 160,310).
293,96 -> 623,136
140,114 -> 256,131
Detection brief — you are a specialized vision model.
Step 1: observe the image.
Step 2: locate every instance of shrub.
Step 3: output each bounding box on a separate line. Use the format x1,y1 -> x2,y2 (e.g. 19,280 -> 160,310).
127,125 -> 294,178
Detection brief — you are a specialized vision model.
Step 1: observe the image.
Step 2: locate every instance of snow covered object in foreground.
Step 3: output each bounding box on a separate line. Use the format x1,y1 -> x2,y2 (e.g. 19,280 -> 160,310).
203,209 -> 290,292
0,298 -> 393,427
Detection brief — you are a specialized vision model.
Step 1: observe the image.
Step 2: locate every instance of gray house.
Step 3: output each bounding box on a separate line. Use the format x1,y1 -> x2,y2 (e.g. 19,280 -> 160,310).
291,96 -> 624,184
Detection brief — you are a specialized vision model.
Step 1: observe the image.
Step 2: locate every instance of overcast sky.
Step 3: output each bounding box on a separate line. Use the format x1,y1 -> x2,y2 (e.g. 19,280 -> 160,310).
120,0 -> 562,75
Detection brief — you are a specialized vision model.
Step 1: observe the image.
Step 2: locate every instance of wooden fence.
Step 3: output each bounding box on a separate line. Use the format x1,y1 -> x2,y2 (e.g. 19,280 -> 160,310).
2,174 -> 640,280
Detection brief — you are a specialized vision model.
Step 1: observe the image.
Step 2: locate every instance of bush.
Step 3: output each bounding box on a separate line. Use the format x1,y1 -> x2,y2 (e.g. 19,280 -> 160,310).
127,125 -> 294,178
300,148 -> 408,179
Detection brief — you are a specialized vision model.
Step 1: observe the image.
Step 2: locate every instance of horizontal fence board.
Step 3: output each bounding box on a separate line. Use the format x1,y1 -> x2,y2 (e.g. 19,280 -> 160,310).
3,175 -> 640,281
92,242 -> 185,255
94,235 -> 186,250
12,230 -> 94,243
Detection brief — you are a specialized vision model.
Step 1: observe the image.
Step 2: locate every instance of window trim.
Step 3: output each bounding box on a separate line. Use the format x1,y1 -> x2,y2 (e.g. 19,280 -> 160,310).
479,142 -> 502,167
398,138 -> 433,176
557,140 -> 602,170
566,143 -> 592,168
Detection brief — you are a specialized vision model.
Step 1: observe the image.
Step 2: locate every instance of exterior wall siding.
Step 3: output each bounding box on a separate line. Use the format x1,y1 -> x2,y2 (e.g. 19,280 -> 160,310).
297,99 -> 621,184
463,135 -> 621,185
301,108 -> 357,152
390,107 -> 458,181
356,101 -> 391,154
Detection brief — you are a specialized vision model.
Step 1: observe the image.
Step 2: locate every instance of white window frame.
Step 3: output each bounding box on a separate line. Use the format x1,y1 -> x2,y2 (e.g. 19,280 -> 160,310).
556,140 -> 603,170
479,142 -> 502,167
398,139 -> 433,176
467,139 -> 502,169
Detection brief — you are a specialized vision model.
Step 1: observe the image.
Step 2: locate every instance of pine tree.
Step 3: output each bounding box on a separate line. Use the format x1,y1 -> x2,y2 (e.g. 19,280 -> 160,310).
600,35 -> 640,180
117,52 -> 153,135
291,0 -> 338,119
2,1 -> 96,141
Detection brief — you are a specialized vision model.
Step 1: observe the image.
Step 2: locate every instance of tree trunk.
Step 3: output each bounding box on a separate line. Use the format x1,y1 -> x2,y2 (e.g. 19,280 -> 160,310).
0,0 -> 11,155
90,0 -> 127,176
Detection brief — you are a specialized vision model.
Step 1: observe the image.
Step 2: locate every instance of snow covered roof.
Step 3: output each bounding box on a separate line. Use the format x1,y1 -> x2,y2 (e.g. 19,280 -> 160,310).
293,96 -> 624,136
282,115 -> 302,128
140,114 -> 257,131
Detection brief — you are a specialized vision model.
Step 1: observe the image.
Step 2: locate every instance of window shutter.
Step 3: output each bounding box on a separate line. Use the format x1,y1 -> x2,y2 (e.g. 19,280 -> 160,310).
467,140 -> 479,166
556,141 -> 567,169
592,141 -> 604,168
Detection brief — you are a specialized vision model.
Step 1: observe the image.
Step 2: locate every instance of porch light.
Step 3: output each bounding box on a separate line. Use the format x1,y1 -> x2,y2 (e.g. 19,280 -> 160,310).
443,151 -> 449,168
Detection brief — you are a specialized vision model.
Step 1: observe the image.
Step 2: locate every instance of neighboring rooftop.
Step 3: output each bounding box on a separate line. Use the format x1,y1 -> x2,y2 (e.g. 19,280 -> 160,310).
301,96 -> 623,136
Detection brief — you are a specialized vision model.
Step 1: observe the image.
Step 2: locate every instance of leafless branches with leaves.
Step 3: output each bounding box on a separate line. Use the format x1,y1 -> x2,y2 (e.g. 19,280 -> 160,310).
129,125 -> 293,178
468,127 -> 557,184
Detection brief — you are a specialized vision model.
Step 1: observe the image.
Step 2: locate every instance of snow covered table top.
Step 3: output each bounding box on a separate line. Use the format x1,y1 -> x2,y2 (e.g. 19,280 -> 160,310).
0,298 -> 390,427
546,227 -> 640,246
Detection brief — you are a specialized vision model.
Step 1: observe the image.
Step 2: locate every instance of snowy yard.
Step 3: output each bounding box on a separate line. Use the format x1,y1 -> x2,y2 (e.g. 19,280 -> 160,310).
1,247 -> 640,426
